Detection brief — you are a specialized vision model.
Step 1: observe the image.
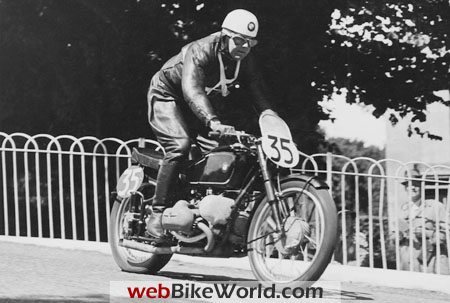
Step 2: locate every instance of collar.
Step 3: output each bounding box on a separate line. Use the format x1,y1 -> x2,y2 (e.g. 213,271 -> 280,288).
218,51 -> 240,96
205,51 -> 241,96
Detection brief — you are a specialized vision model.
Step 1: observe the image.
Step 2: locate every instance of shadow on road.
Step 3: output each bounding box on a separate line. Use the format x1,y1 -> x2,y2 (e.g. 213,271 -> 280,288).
339,289 -> 374,301
158,270 -> 255,282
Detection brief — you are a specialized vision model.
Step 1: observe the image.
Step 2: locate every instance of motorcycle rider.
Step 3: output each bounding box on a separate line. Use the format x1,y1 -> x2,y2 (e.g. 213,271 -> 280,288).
147,9 -> 276,239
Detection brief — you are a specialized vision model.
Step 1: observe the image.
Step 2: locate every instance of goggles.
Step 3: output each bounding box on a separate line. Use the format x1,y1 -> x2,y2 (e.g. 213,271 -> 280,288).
228,32 -> 258,48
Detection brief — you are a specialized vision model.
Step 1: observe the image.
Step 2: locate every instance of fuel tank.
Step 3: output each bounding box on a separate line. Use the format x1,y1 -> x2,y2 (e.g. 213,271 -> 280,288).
186,148 -> 253,189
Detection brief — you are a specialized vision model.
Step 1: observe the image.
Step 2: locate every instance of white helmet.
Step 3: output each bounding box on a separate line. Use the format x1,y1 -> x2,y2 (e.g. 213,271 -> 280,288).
222,9 -> 259,38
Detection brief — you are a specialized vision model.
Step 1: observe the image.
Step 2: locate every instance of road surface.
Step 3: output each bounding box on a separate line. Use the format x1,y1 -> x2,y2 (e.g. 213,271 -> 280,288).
0,241 -> 448,302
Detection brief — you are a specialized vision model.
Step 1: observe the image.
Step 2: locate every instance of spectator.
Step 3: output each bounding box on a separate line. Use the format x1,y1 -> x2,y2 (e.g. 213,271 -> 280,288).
395,177 -> 450,274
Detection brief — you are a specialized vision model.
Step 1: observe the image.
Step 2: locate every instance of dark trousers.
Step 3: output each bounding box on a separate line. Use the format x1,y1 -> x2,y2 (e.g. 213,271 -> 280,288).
147,74 -> 216,207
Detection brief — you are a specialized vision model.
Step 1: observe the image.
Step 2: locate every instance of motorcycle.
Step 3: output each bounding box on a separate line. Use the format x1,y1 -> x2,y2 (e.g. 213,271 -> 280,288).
109,111 -> 338,287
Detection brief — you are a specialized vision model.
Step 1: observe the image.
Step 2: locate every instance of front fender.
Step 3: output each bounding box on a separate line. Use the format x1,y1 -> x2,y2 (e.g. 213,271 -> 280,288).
279,173 -> 329,190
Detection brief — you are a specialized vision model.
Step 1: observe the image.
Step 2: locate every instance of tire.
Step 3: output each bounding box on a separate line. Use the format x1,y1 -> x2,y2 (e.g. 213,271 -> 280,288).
247,179 -> 338,288
109,193 -> 172,274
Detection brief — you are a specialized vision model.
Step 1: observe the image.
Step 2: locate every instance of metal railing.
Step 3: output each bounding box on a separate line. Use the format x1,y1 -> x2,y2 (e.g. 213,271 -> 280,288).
294,151 -> 450,275
0,132 -> 449,275
0,132 -> 163,242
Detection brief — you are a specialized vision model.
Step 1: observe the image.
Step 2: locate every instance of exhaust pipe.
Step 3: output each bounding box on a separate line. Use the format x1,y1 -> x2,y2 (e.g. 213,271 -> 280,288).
119,239 -> 206,254
119,222 -> 215,254
196,222 -> 214,252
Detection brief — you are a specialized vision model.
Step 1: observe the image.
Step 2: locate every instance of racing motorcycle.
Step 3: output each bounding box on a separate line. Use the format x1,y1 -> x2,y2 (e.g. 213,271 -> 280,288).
109,111 -> 338,287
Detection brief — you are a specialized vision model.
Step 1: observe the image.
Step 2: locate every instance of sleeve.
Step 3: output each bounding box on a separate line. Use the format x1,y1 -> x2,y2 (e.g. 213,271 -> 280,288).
242,53 -> 273,114
181,42 -> 218,126
430,201 -> 448,229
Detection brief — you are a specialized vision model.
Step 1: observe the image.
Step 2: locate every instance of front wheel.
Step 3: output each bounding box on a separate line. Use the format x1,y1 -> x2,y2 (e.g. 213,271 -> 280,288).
247,179 -> 338,287
109,188 -> 172,273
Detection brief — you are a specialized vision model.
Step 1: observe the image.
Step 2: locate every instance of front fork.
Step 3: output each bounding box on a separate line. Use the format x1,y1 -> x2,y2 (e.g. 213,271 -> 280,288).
256,141 -> 283,232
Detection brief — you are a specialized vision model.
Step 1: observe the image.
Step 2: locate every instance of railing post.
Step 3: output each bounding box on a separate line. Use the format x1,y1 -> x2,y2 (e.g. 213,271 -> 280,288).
326,152 -> 332,195
326,152 -> 335,262
138,138 -> 145,148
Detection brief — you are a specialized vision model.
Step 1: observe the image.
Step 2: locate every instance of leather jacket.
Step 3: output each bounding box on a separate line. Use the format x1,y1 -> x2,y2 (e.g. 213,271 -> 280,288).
152,32 -> 272,126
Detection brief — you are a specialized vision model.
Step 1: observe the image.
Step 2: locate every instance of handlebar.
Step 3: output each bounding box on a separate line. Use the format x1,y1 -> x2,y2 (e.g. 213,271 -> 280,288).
208,131 -> 253,138
208,130 -> 254,140
208,131 -> 221,138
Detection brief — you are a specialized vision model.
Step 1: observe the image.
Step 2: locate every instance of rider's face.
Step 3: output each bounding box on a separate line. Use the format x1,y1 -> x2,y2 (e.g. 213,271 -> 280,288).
227,34 -> 255,61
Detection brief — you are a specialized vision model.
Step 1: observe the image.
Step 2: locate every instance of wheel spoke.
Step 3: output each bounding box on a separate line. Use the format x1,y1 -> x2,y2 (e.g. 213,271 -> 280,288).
305,235 -> 318,249
249,186 -> 328,283
116,198 -> 154,263
299,243 -> 309,262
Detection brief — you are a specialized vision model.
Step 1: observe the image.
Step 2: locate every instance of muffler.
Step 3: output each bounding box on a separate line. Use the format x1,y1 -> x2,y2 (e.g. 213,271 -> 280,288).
119,239 -> 206,254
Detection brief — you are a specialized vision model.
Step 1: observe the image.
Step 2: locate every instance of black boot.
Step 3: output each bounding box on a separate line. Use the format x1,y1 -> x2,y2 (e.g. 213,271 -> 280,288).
146,206 -> 165,238
153,161 -> 180,208
147,161 -> 180,239
146,206 -> 175,246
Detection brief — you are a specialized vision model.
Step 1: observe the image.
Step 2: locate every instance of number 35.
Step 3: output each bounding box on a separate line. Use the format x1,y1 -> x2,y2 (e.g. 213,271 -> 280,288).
268,135 -> 294,165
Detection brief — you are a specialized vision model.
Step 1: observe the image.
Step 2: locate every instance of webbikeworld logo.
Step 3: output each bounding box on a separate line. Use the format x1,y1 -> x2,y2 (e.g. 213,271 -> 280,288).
110,281 -> 342,302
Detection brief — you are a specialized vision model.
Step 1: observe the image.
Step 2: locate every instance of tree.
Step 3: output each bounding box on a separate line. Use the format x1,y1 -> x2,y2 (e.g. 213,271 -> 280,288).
321,0 -> 449,139
0,0 -> 164,137
0,0 -> 448,146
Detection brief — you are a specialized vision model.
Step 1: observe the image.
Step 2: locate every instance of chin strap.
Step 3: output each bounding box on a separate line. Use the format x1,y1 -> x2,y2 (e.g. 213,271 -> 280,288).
206,51 -> 240,97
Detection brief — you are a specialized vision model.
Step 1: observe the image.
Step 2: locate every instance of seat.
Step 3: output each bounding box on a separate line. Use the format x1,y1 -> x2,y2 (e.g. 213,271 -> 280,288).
131,147 -> 164,169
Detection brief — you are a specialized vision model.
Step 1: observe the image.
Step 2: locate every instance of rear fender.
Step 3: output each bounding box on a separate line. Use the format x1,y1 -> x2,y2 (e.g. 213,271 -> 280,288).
111,181 -> 156,204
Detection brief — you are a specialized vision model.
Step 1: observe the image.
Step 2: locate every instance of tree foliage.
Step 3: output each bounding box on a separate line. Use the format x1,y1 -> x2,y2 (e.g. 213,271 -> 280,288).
0,0 -> 448,148
321,0 -> 449,139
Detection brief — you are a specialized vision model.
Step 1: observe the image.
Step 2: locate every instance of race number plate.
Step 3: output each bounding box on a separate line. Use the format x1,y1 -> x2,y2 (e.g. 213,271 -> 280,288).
259,112 -> 299,168
116,166 -> 144,198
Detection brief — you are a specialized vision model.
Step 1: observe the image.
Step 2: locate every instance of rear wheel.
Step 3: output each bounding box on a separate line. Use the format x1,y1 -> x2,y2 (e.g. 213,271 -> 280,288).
109,184 -> 172,273
247,179 -> 337,288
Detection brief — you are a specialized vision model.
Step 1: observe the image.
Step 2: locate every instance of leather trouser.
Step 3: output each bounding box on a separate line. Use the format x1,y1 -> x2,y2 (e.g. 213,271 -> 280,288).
148,110 -> 190,207
147,74 -> 218,208
147,75 -> 193,208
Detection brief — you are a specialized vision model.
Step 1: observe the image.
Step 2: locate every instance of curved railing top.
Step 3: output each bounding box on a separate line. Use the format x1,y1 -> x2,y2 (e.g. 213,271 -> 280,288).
0,133 -> 449,184
0,133 -> 162,159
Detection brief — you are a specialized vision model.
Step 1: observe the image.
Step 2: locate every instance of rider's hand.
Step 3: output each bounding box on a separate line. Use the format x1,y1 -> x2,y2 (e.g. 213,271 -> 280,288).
209,119 -> 235,137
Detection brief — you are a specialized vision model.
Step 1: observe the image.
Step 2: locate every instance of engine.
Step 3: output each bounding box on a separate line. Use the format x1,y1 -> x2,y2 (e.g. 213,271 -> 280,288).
160,194 -> 235,234
155,188 -> 259,254
161,200 -> 195,233
198,195 -> 234,225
